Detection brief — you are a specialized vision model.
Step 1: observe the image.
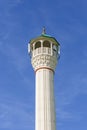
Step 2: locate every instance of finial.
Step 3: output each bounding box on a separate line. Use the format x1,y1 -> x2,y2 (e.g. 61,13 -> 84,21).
42,27 -> 46,34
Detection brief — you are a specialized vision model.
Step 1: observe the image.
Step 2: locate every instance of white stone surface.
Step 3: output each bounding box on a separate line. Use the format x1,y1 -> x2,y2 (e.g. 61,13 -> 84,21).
30,43 -> 58,130
35,69 -> 56,130
32,53 -> 57,71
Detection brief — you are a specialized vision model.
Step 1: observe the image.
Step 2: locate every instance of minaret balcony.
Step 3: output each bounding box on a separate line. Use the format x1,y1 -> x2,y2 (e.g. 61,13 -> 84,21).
32,47 -> 58,58
33,47 -> 51,57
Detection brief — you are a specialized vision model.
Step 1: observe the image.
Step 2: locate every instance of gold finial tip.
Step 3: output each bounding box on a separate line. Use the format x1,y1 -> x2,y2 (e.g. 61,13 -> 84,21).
42,27 -> 46,34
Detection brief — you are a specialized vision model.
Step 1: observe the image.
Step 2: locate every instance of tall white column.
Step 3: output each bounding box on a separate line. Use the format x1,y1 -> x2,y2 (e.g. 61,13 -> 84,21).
28,33 -> 60,130
35,68 -> 56,130
31,52 -> 57,130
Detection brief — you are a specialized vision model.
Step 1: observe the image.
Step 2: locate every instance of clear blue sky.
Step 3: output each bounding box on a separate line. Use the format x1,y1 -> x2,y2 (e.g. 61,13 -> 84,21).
0,0 -> 87,130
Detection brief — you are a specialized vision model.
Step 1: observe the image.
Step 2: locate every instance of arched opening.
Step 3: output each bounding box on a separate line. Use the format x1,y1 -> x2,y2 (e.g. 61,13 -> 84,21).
53,44 -> 57,52
43,40 -> 50,48
52,44 -> 58,57
35,41 -> 41,49
30,45 -> 33,51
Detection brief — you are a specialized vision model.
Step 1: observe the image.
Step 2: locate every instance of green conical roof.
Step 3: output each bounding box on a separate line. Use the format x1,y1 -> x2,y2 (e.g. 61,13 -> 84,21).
30,33 -> 60,46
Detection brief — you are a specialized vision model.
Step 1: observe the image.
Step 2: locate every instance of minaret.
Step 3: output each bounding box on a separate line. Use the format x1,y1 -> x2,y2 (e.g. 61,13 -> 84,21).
28,28 -> 60,130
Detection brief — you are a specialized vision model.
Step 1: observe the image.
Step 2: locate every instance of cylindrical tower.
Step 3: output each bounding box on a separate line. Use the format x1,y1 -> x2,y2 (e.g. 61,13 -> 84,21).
28,29 -> 60,130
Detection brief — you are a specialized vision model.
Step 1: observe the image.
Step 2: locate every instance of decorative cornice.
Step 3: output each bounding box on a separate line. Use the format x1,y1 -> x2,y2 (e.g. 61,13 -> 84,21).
35,67 -> 54,73
31,54 -> 57,72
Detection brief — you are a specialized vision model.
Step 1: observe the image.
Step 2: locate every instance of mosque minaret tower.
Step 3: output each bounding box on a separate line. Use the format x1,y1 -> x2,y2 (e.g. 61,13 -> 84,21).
28,28 -> 60,130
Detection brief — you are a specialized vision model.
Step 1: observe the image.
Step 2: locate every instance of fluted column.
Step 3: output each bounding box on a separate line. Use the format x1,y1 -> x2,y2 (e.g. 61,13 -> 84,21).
31,53 -> 57,130
35,68 -> 56,130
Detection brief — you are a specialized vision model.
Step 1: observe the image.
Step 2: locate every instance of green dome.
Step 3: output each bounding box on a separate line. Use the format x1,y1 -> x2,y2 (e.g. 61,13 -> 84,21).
30,34 -> 60,46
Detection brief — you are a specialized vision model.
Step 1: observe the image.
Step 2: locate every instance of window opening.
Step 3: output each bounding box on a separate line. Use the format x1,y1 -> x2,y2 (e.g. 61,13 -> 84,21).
53,44 -> 57,51
43,40 -> 50,48
35,41 -> 41,49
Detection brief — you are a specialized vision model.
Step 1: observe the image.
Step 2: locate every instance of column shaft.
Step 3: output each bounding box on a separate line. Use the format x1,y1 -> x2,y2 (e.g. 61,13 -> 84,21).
35,68 -> 56,130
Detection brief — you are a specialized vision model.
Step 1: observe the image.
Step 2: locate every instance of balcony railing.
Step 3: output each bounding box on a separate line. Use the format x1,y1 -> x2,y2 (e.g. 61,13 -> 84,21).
32,47 -> 57,58
33,47 -> 51,56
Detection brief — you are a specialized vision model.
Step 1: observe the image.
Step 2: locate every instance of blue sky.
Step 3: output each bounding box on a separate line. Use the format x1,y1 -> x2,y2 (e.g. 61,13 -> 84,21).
0,0 -> 87,130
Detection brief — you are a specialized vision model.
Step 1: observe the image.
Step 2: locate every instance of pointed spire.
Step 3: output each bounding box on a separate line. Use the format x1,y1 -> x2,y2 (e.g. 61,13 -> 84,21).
42,27 -> 46,35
